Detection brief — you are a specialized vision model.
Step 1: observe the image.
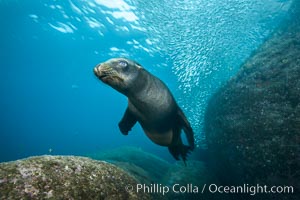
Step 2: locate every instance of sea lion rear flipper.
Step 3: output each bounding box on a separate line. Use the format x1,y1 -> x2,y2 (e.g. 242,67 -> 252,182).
168,143 -> 191,166
177,109 -> 195,150
118,108 -> 137,135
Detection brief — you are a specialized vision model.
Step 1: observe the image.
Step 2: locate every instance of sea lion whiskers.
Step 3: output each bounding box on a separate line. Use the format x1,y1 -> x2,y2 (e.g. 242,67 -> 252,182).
97,65 -> 123,81
110,74 -> 124,82
100,69 -> 117,77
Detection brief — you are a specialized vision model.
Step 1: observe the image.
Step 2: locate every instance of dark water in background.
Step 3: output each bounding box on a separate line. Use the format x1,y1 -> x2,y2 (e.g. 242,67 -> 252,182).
0,0 -> 293,162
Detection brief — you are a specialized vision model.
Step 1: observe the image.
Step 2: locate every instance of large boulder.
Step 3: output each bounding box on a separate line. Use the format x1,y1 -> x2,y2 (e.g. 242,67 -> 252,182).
204,1 -> 299,199
0,156 -> 151,200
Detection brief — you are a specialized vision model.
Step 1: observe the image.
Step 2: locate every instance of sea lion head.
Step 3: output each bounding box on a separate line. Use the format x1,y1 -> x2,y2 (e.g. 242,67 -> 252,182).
94,58 -> 142,94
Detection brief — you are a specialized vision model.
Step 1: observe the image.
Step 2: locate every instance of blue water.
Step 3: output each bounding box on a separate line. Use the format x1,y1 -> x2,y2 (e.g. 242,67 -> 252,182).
0,0 -> 292,162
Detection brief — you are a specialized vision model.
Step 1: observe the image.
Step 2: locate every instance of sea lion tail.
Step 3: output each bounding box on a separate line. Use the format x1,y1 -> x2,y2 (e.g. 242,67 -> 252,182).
168,144 -> 193,166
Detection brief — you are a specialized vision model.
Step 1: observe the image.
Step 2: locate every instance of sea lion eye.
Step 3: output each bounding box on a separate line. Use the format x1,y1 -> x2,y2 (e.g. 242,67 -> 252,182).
119,61 -> 128,67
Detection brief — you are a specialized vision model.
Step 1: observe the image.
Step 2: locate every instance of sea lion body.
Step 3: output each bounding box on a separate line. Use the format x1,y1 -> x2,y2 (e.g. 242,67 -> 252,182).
94,58 -> 195,163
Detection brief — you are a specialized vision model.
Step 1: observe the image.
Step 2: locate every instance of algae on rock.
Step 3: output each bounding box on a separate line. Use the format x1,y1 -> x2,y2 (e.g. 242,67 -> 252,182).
204,0 -> 300,198
0,155 -> 151,200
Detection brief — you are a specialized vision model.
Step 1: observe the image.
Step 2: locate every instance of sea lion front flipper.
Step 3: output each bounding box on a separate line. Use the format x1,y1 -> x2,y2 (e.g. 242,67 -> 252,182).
118,108 -> 137,135
177,109 -> 195,150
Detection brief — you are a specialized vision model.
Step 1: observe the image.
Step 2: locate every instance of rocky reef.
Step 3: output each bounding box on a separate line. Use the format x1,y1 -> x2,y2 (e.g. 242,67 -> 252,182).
162,161 -> 215,186
0,147 -> 219,200
88,146 -> 171,184
88,147 -> 173,200
204,1 -> 299,199
0,156 -> 151,200
89,147 -> 220,200
161,161 -> 220,200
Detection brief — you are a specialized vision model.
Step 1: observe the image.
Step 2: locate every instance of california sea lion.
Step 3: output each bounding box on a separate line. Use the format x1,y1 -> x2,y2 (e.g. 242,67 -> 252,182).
94,58 -> 195,164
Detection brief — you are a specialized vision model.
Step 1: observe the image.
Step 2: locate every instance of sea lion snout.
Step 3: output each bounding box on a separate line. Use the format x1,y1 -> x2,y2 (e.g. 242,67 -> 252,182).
93,65 -> 100,76
93,64 -> 102,77
93,63 -> 110,79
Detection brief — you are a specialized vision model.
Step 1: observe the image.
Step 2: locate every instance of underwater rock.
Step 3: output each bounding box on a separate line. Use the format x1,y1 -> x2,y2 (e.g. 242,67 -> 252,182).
204,1 -> 300,199
0,155 -> 151,200
109,161 -> 153,185
88,146 -> 171,183
162,161 -> 216,186
161,161 -> 220,200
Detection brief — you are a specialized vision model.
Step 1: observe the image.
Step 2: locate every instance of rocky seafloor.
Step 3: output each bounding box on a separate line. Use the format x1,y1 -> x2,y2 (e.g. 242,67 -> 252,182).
88,146 -> 171,185
88,146 -> 219,200
0,155 -> 151,200
0,148 -> 217,200
204,1 -> 300,200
